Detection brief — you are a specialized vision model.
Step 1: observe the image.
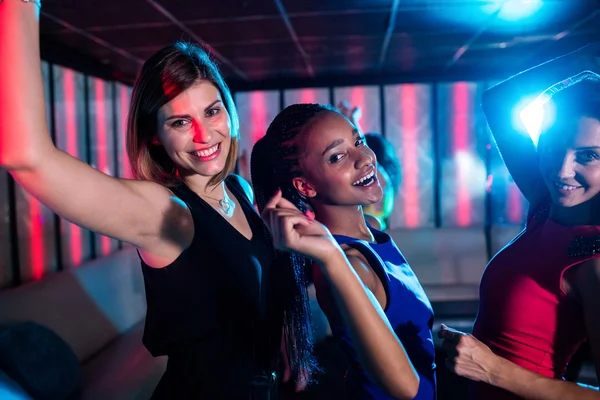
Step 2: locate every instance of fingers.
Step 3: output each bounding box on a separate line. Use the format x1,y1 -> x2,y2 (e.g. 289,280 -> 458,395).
438,324 -> 465,342
261,188 -> 302,213
263,188 -> 282,212
266,209 -> 312,251
441,339 -> 458,354
274,195 -> 301,211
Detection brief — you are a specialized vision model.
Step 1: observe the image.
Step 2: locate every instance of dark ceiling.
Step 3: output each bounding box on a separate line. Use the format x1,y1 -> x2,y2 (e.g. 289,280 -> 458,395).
39,0 -> 600,90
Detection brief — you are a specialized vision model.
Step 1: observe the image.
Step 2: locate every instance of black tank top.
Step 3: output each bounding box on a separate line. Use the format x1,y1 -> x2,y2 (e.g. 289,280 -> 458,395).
140,175 -> 283,398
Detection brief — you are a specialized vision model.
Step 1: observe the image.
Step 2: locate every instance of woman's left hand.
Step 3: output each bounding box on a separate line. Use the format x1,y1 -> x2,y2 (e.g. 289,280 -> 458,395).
438,324 -> 498,384
261,189 -> 341,263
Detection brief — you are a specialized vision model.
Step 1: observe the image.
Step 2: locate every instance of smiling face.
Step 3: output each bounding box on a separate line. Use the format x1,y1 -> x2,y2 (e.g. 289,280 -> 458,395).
292,111 -> 383,206
156,80 -> 232,183
538,115 -> 600,208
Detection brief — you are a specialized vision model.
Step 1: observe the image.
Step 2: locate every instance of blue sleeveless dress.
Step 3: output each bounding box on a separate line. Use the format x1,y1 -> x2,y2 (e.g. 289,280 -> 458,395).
331,226 -> 436,400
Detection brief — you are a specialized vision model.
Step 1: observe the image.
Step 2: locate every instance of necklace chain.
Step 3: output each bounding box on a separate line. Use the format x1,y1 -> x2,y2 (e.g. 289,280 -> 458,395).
200,185 -> 235,216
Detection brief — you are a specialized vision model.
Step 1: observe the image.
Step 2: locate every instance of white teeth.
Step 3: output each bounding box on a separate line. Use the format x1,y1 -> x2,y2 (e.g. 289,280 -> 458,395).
554,182 -> 579,191
353,170 -> 375,186
193,144 -> 218,157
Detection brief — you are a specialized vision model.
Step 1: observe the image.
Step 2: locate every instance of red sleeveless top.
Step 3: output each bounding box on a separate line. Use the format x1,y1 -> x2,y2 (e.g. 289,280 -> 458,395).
471,200 -> 600,399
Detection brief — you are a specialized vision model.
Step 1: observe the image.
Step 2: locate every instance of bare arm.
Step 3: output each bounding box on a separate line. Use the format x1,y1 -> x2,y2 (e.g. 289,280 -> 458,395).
262,191 -> 419,399
488,355 -> 599,400
0,1 -> 190,256
313,253 -> 419,400
439,323 -> 599,400
482,45 -> 597,213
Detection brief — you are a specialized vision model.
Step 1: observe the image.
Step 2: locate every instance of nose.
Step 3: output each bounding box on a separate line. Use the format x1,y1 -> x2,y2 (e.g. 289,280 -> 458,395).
554,153 -> 576,181
355,148 -> 374,169
192,120 -> 212,144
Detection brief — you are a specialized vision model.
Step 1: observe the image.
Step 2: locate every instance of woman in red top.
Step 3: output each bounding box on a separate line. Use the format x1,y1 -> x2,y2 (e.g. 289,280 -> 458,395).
439,44 -> 600,400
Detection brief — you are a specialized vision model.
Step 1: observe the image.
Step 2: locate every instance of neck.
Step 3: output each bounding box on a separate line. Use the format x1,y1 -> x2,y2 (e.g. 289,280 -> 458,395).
313,203 -> 373,242
182,173 -> 226,198
549,199 -> 600,226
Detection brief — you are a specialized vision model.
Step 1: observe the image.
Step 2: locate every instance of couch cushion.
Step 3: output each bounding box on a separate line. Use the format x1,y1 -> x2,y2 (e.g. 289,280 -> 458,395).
0,248 -> 146,362
389,228 -> 488,301
79,322 -> 166,400
0,322 -> 80,400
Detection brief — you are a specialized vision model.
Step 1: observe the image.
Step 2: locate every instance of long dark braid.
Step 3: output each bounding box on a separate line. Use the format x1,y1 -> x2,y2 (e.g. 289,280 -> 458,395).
251,103 -> 340,382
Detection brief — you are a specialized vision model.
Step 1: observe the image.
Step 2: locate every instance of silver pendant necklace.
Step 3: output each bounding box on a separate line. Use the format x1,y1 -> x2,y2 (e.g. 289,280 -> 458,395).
201,185 -> 235,217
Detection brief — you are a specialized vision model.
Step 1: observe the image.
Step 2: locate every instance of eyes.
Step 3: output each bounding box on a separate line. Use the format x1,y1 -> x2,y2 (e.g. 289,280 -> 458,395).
540,146 -> 600,165
576,150 -> 600,164
328,136 -> 367,163
168,107 -> 222,129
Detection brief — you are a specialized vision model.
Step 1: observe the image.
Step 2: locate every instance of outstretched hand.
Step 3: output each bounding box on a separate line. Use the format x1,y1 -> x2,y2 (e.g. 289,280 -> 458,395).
337,101 -> 362,128
261,189 -> 340,262
438,324 -> 497,384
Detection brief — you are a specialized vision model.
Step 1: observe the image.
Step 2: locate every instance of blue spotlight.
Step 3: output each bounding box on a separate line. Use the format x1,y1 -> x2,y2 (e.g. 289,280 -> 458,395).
486,0 -> 543,21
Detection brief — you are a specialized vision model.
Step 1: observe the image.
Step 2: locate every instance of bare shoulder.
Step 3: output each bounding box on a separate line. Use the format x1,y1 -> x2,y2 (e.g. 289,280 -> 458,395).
123,179 -> 192,231
124,179 -> 194,257
364,214 -> 382,230
343,245 -> 378,291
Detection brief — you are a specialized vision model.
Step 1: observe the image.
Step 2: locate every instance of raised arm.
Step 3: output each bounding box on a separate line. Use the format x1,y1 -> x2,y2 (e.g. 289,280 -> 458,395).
482,45 -> 598,212
0,1 -> 189,256
262,191 -> 419,400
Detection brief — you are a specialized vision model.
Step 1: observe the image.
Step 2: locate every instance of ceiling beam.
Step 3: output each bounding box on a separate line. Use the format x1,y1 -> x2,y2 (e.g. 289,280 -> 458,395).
274,0 -> 314,77
517,8 -> 600,68
40,11 -> 144,65
378,0 -> 401,68
146,0 -> 249,81
444,2 -> 504,71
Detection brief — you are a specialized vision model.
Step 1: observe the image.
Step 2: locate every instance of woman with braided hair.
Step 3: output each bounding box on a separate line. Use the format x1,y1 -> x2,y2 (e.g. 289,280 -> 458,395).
252,104 -> 436,400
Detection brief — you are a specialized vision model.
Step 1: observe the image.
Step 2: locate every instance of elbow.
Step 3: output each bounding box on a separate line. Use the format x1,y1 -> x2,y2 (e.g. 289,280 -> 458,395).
1,155 -> 37,171
384,373 -> 420,400
0,142 -> 47,171
0,155 -> 29,170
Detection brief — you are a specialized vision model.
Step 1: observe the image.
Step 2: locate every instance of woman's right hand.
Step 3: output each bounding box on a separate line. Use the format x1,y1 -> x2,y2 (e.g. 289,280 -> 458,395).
261,189 -> 341,263
438,324 -> 498,384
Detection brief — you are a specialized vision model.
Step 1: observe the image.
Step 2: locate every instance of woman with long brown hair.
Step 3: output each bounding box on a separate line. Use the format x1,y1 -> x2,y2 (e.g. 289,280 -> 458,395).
0,1 -> 316,398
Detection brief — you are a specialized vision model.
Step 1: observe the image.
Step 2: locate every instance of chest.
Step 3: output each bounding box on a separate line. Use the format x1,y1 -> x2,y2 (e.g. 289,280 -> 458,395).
478,228 -> 584,335
188,203 -> 275,311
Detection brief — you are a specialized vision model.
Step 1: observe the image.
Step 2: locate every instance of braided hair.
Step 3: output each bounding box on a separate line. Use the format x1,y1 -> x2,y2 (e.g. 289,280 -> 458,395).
251,103 -> 340,382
